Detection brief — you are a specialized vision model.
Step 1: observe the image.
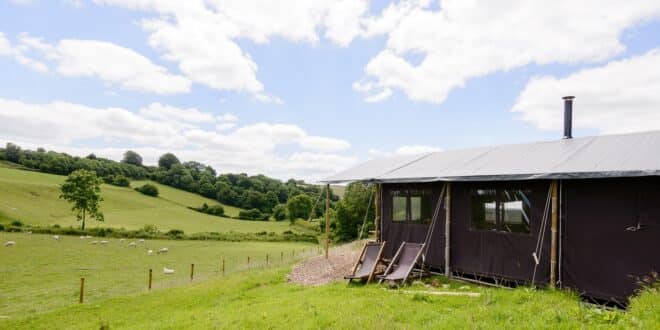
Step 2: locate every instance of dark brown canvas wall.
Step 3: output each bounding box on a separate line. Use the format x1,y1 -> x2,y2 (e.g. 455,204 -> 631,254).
450,181 -> 552,284
381,183 -> 446,268
561,177 -> 660,302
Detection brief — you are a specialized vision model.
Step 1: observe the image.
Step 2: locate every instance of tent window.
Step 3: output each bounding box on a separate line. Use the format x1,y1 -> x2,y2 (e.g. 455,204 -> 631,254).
470,188 -> 532,234
392,191 -> 407,222
470,189 -> 498,231
410,190 -> 434,223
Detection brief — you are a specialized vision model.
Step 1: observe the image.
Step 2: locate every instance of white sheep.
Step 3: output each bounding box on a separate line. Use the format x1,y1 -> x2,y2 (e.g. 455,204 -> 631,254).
138,239 -> 145,244
157,247 -> 169,254
52,235 -> 60,241
100,240 -> 109,245
4,241 -> 16,247
119,238 -> 125,243
26,231 -> 32,235
147,249 -> 153,256
163,267 -> 175,274
90,241 -> 98,245
128,242 -> 137,247
80,236 -> 85,239
85,235 -> 92,239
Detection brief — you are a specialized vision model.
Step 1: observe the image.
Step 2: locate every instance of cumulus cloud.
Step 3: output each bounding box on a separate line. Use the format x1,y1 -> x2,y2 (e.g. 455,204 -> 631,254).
0,98 -> 355,180
0,32 -> 49,72
512,48 -> 660,135
95,0 -> 369,102
355,0 -> 660,103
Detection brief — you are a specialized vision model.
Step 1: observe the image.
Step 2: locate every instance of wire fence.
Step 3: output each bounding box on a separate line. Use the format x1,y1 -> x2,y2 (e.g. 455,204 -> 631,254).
0,232 -> 323,318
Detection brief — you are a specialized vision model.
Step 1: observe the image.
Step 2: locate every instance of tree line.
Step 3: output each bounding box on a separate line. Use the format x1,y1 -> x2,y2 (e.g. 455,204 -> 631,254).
0,143 -> 340,220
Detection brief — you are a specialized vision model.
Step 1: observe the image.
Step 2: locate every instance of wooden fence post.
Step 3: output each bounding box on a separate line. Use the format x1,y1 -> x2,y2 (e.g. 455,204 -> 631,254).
247,256 -> 250,269
266,253 -> 269,265
148,269 -> 152,290
79,277 -> 85,304
222,258 -> 225,276
190,263 -> 195,281
281,251 -> 284,262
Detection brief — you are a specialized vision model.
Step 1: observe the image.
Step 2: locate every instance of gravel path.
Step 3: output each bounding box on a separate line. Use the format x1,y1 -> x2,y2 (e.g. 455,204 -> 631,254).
287,241 -> 364,286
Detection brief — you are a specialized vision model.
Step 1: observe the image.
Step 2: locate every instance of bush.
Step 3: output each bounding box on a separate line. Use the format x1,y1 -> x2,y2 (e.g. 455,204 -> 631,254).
238,208 -> 265,220
112,175 -> 130,187
272,204 -> 287,221
166,229 -> 184,239
135,184 -> 159,197
287,194 -> 313,221
10,220 -> 23,227
0,224 -> 5,231
191,203 -> 225,217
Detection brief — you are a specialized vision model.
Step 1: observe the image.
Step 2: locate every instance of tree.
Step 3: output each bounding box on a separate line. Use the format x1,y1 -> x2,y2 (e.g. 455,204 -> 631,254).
122,150 -> 143,166
333,182 -> 374,241
5,142 -> 21,163
287,194 -> 313,221
59,169 -> 104,230
158,153 -> 180,170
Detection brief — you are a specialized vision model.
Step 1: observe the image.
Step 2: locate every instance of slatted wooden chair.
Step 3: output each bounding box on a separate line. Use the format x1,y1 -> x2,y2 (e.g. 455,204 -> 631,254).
344,241 -> 386,284
377,242 -> 425,285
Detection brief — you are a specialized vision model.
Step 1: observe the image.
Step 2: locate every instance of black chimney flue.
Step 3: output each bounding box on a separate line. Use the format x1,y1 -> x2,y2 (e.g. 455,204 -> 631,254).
562,96 -> 575,139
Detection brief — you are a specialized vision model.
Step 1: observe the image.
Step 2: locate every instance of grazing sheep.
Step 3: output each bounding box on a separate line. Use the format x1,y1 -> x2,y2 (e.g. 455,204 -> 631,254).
26,231 -> 32,235
85,235 -> 92,239
100,240 -> 109,245
4,241 -> 16,247
90,241 -> 98,245
158,247 -> 169,254
128,242 -> 137,247
138,239 -> 145,244
80,236 -> 85,239
119,238 -> 125,243
147,249 -> 153,256
52,235 -> 60,241
163,267 -> 175,274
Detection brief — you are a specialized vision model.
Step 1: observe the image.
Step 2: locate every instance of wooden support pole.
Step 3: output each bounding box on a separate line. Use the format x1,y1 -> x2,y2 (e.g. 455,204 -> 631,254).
374,183 -> 381,242
148,269 -> 152,290
444,183 -> 452,277
550,180 -> 559,288
325,183 -> 330,259
190,263 -> 195,281
79,277 -> 85,304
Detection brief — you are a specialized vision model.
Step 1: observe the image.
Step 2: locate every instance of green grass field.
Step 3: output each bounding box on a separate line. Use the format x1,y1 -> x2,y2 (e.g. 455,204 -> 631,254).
0,232 -> 317,319
2,255 -> 657,329
0,167 -> 295,234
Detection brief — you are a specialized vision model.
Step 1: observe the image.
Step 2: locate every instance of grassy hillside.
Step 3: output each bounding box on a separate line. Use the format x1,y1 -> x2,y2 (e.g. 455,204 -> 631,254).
0,167 -> 292,234
0,232 -> 316,318
2,260 -> 657,329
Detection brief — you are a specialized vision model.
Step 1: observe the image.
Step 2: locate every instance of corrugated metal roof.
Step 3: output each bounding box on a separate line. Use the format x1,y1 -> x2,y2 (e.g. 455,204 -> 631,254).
322,130 -> 660,183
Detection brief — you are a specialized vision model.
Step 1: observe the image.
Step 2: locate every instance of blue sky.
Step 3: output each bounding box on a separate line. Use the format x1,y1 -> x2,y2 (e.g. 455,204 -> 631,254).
1,1 -> 659,181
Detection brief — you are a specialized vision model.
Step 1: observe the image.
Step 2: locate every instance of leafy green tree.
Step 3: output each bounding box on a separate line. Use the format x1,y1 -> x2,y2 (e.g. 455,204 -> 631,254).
59,169 -> 104,230
122,150 -> 143,166
287,194 -> 313,221
333,182 -> 374,241
5,142 -> 21,163
158,153 -> 180,170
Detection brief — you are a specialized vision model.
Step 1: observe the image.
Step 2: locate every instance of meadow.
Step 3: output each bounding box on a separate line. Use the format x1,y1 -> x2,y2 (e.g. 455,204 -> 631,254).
2,258 -> 657,329
0,167 -> 296,234
0,232 -> 317,319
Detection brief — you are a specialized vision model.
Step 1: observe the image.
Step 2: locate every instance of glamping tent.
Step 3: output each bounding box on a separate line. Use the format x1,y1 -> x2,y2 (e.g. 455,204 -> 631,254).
322,98 -> 659,304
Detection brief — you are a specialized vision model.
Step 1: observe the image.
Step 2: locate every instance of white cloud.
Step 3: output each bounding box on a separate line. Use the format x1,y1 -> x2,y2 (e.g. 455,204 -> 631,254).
95,0 -> 369,102
356,0 -> 660,103
512,48 -> 660,135
53,39 -> 191,94
0,32 -> 49,72
215,122 -> 237,131
0,97 -> 354,180
364,88 -> 392,103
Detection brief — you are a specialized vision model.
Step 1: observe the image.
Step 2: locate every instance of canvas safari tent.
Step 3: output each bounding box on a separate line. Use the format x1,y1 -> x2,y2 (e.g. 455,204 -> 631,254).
321,97 -> 659,304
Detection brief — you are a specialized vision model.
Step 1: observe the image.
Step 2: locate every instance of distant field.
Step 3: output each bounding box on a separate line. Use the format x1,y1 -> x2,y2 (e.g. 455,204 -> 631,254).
0,232 -> 317,318
0,167 -> 293,234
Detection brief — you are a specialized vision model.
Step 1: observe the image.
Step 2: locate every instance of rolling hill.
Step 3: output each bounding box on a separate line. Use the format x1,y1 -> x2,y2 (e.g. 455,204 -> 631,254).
0,166 -> 295,234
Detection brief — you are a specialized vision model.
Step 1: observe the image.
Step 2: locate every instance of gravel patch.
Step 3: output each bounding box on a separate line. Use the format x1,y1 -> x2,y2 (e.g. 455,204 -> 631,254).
287,241 -> 364,286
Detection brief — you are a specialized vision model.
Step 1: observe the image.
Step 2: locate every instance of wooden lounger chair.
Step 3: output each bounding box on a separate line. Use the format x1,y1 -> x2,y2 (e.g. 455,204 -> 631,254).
344,241 -> 386,284
378,242 -> 425,285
